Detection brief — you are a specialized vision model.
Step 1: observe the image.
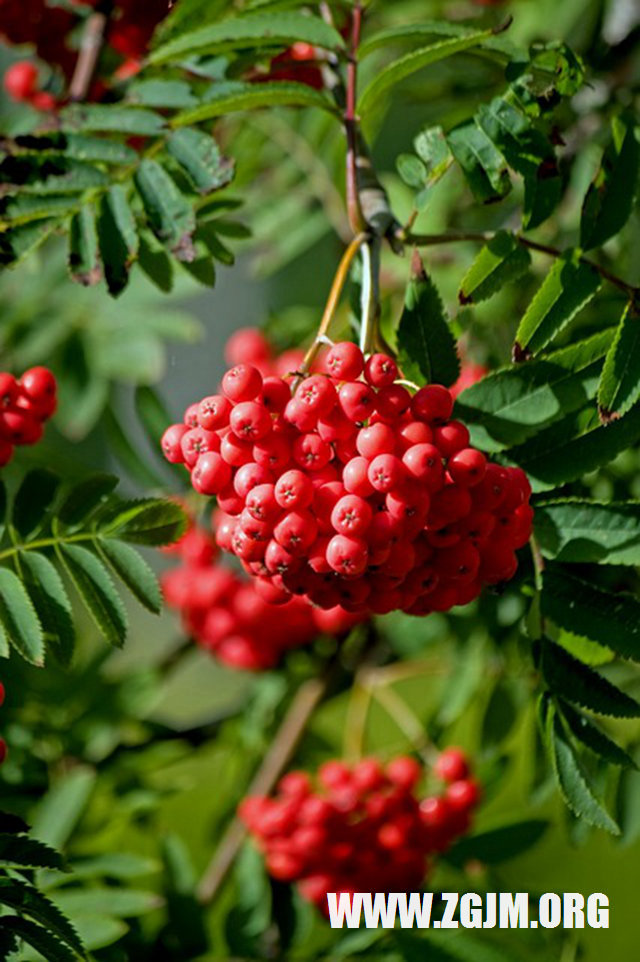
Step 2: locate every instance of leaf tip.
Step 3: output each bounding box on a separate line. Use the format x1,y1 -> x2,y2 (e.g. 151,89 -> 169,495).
598,404 -> 620,425
458,288 -> 473,306
410,248 -> 426,281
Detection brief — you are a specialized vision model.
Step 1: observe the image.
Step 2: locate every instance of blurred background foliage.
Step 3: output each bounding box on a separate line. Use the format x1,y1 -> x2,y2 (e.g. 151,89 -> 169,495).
1,0 -> 640,959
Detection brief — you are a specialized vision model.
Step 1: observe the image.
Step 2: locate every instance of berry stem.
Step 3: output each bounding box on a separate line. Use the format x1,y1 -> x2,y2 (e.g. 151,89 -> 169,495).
197,659 -> 340,904
369,679 -> 437,765
345,1 -> 366,234
69,3 -> 114,102
359,237 -> 381,356
403,230 -> 639,303
297,231 -> 370,381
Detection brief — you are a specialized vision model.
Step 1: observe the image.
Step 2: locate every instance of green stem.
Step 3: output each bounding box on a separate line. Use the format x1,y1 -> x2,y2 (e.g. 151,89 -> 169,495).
403,229 -> 639,301
0,531 -> 98,562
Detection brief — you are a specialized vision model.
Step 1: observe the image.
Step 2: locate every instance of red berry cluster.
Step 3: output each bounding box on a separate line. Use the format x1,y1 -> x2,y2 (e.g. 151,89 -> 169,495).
162,519 -> 361,671
240,748 -> 480,910
161,337 -> 533,618
0,367 -> 57,467
1,0 -> 169,108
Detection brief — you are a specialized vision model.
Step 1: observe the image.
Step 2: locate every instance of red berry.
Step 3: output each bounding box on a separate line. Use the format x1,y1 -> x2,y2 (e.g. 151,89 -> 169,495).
435,748 -> 470,783
411,385 -> 454,424
222,364 -> 263,402
4,61 -> 38,101
324,342 -> 364,380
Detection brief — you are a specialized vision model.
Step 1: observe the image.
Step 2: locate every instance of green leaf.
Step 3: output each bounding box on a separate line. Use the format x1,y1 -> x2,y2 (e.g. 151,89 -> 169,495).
94,539 -> 162,614
68,206 -> 101,286
20,552 -> 75,667
446,820 -> 549,867
104,407 -> 167,488
32,768 -> 96,850
167,128 -> 234,195
71,914 -> 127,952
149,11 -> 344,64
396,252 -> 460,387
559,701 -> 637,769
358,30 -> 494,117
514,251 -> 601,358
0,812 -> 29,834
476,97 -> 562,229
454,329 -> 612,451
544,700 -> 620,834
396,154 -> 427,189
0,219 -> 58,267
56,544 -> 127,648
597,303 -> 640,423
101,499 -> 187,547
0,156 -> 108,196
358,20 -> 514,59
534,498 -> 640,565
459,231 -> 531,304
0,834 -> 65,871
541,566 -> 640,662
60,104 -> 166,136
173,81 -> 334,126
134,385 -> 186,483
0,567 -> 44,665
127,79 -> 198,109
580,114 -> 640,251
66,853 -> 159,881
540,637 -> 640,718
135,160 -> 196,261
506,400 -> 640,491
52,887 -> 162,919
12,469 -> 59,538
447,123 -> 511,204
0,879 -> 84,955
98,186 -> 139,297
0,916 -> 81,962
58,475 -> 119,528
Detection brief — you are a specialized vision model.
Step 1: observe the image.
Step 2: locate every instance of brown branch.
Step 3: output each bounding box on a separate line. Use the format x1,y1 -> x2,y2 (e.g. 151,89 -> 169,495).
197,670 -> 334,905
403,230 -> 640,302
345,1 -> 365,234
69,5 -> 113,102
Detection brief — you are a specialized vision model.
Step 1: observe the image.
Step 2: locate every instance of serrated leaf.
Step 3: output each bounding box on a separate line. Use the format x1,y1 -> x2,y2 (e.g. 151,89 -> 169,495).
506,400 -> 640,491
0,812 -> 29,834
459,231 -> 531,304
12,469 -> 59,539
56,544 -> 127,648
540,637 -> 640,718
476,97 -> 562,229
446,819 -> 548,867
358,20 -> 515,58
541,566 -> 640,662
68,206 -> 101,286
514,251 -> 601,358
167,128 -> 234,194
0,219 -> 58,267
94,539 -> 161,614
358,30 -> 493,117
447,123 -> 511,203
597,303 -> 640,422
127,79 -> 198,109
149,11 -> 344,65
20,553 -> 75,668
0,156 -> 108,196
559,701 -> 637,769
581,114 -> 640,251
0,567 -> 44,665
66,853 -> 159,881
0,916 -> 81,962
58,475 -> 119,528
173,81 -> 334,126
545,701 -> 620,834
100,499 -> 187,547
0,879 -> 84,955
135,160 -> 196,261
396,252 -> 460,387
62,134 -> 138,165
60,104 -> 166,136
534,498 -> 640,565
0,834 -> 65,870
98,186 -> 139,297
455,328 -> 612,451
